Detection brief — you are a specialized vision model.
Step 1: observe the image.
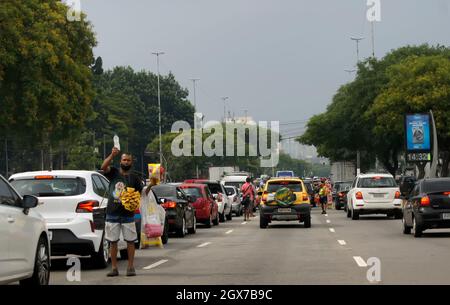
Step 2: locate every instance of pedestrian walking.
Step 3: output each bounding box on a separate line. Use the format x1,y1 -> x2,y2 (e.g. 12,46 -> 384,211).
241,177 -> 255,221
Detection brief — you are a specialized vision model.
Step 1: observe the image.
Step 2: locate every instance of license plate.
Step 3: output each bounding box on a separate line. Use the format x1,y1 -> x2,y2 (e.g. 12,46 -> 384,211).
442,213 -> 450,220
48,231 -> 53,241
373,193 -> 385,198
278,208 -> 292,213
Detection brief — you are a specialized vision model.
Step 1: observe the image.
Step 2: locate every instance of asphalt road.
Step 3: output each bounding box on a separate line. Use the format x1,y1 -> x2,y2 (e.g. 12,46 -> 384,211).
49,206 -> 450,285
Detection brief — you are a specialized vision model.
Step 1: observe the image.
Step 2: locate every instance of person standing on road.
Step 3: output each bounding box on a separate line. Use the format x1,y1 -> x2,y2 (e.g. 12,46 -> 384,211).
101,147 -> 143,277
241,177 -> 255,221
319,183 -> 329,215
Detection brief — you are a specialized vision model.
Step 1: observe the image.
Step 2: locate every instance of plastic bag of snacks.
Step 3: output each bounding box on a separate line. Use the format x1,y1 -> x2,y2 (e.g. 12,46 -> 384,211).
148,163 -> 165,184
120,187 -> 141,212
140,188 -> 164,248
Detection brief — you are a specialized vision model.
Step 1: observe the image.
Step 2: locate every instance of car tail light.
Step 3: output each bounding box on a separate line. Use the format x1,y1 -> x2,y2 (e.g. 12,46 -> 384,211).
338,192 -> 344,197
34,175 -> 54,180
302,194 -> 309,201
421,196 -> 430,206
355,192 -> 363,200
76,200 -> 99,213
162,201 -> 177,209
395,191 -> 401,199
444,192 -> 450,196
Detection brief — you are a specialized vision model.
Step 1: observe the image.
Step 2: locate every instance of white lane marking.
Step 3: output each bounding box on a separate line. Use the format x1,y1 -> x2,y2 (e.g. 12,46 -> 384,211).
353,256 -> 368,267
241,221 -> 247,225
338,240 -> 347,246
225,230 -> 233,234
197,242 -> 211,248
329,228 -> 335,233
143,259 -> 168,270
326,220 -> 331,224
325,214 -> 328,217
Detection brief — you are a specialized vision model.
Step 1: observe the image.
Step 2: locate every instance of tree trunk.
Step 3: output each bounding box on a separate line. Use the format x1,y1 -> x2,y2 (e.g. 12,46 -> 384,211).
417,161 -> 427,179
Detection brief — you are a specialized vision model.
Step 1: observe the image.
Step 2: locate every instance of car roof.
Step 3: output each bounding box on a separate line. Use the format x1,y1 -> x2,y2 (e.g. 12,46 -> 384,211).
357,173 -> 393,178
9,170 -> 100,180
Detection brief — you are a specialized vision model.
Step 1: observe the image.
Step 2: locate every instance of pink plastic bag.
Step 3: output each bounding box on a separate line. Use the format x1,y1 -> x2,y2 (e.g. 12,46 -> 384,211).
145,223 -> 162,238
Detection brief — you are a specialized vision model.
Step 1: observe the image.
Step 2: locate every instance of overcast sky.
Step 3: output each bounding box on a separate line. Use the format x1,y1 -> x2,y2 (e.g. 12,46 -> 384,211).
81,0 -> 450,137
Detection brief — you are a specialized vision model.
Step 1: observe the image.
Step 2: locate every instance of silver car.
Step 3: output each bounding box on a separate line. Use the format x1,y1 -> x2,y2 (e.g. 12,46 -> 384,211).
225,186 -> 243,217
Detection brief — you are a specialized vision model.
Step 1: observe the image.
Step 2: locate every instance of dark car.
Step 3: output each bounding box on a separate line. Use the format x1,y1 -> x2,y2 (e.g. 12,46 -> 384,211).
402,178 -> 450,237
399,176 -> 417,197
152,184 -> 196,237
334,181 -> 352,211
303,181 -> 315,207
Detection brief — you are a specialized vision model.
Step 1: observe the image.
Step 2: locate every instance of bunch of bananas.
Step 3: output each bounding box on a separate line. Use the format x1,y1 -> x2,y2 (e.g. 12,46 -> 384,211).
120,187 -> 141,212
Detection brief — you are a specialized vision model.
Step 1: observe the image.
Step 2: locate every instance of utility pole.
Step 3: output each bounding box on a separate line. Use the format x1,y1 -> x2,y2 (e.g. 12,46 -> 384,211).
371,22 -> 375,58
351,37 -> 364,175
152,51 -> 165,171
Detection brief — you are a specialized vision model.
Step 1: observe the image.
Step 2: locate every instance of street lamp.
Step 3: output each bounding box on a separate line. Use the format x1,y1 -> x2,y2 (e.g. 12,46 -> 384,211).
152,51 -> 165,171
350,37 -> 364,63
221,96 -> 229,122
189,78 -> 200,110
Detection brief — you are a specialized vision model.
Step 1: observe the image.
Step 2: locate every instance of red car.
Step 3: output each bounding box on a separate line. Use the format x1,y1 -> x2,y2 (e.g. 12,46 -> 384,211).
180,183 -> 219,228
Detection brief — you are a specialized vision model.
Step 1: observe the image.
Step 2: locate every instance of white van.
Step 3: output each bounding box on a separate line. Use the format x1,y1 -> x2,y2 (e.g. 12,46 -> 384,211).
221,173 -> 249,190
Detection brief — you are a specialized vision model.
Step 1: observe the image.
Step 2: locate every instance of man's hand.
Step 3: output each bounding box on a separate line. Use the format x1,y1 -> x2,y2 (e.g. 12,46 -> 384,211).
111,147 -> 120,157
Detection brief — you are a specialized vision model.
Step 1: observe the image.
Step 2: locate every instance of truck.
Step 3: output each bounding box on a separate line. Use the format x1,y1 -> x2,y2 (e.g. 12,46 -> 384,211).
330,161 -> 355,183
208,166 -> 239,181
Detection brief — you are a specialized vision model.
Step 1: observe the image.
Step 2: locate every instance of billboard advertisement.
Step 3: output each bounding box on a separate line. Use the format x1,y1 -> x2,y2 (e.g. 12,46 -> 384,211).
405,114 -> 431,152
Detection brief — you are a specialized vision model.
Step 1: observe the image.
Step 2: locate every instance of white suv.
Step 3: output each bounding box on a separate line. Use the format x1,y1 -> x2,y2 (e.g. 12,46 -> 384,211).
347,173 -> 403,220
9,171 -> 111,268
0,175 -> 50,285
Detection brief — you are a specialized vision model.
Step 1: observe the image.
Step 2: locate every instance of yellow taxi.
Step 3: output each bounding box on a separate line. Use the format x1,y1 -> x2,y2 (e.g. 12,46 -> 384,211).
257,177 -> 311,228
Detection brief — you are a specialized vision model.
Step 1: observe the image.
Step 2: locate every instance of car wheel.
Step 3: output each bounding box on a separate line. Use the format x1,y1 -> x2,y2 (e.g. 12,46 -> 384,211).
347,208 -> 351,218
20,236 -> 50,286
351,209 -> 359,220
219,212 -> 225,223
402,216 -> 411,235
177,217 -> 186,237
213,212 -> 220,226
161,217 -> 169,244
120,249 -> 128,260
188,215 -> 197,234
260,215 -> 268,229
335,204 -> 341,211
303,215 -> 312,228
91,234 -> 110,269
413,216 -> 423,238
226,208 -> 232,221
394,210 -> 403,219
205,213 -> 212,228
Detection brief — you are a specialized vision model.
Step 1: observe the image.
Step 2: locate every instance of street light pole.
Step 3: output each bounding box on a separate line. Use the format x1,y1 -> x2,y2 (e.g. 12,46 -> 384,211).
221,97 -> 229,122
152,51 -> 165,172
350,37 -> 364,63
189,78 -> 200,110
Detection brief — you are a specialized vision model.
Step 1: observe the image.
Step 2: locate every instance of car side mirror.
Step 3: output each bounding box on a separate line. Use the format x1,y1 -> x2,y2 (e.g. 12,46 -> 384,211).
213,194 -> 218,200
22,195 -> 39,215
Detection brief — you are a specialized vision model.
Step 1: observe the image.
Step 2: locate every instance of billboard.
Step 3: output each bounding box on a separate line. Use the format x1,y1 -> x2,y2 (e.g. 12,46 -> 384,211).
405,114 -> 431,151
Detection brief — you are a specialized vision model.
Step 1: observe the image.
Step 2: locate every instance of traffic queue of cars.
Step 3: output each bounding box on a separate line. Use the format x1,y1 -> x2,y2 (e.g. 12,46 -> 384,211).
0,170 -> 247,285
333,173 -> 450,238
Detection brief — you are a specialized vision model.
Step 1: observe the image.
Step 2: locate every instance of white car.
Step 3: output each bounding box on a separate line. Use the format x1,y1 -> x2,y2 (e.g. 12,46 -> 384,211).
224,186 -> 242,216
346,173 -> 403,220
0,175 -> 50,285
9,170 -> 112,268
